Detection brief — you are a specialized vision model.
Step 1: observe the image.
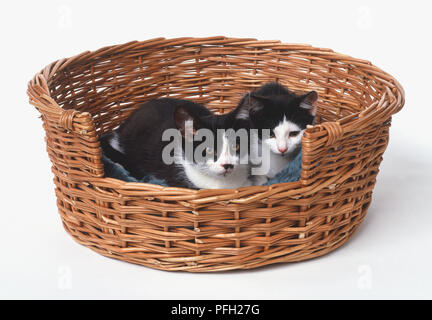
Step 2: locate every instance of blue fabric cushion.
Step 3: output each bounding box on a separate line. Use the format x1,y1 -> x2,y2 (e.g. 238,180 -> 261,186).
101,152 -> 169,186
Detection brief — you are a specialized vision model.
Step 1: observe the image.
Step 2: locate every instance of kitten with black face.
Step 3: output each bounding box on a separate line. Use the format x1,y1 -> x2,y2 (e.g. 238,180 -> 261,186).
100,98 -> 252,189
237,82 -> 318,183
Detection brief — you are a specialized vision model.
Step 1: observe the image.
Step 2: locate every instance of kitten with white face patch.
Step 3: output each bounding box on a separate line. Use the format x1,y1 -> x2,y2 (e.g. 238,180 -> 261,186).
100,98 -> 252,189
237,82 -> 318,183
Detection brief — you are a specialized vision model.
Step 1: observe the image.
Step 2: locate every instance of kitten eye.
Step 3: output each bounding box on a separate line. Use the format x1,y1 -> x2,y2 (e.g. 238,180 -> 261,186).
289,131 -> 300,137
206,146 -> 214,154
269,131 -> 276,138
230,143 -> 240,152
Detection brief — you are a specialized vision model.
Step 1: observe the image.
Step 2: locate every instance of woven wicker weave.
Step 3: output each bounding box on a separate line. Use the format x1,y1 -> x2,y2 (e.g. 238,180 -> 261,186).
27,37 -> 404,272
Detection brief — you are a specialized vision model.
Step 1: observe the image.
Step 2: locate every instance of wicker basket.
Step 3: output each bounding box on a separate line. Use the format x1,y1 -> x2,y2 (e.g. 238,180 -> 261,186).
27,37 -> 404,272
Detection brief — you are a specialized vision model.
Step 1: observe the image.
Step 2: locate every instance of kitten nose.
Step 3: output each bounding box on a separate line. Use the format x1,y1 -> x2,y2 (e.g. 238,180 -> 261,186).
221,164 -> 234,170
278,147 -> 288,154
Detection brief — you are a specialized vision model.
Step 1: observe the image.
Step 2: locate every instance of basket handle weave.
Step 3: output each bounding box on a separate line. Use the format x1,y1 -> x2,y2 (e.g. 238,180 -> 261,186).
27,73 -> 95,133
28,72 -> 104,178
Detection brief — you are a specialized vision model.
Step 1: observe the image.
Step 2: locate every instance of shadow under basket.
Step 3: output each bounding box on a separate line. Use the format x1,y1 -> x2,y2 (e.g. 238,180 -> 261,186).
27,37 -> 405,272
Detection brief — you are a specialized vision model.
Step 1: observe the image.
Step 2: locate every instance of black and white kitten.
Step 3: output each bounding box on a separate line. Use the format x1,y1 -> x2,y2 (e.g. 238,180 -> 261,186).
237,82 -> 318,183
100,98 -> 252,189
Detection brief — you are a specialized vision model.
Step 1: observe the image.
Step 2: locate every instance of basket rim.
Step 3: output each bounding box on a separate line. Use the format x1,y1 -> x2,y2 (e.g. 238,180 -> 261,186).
27,36 -> 405,197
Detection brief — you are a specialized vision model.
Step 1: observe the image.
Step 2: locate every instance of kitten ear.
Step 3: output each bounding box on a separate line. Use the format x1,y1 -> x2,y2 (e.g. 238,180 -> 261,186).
174,106 -> 199,138
250,93 -> 271,103
299,91 -> 318,116
235,93 -> 265,120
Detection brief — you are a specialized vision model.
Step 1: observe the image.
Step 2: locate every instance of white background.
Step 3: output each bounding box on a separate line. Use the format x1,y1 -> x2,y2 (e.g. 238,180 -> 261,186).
0,0 -> 431,299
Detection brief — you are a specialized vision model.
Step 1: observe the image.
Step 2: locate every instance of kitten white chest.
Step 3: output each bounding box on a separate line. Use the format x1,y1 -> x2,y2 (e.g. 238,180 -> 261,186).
266,152 -> 290,178
249,140 -> 292,182
256,142 -> 290,178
